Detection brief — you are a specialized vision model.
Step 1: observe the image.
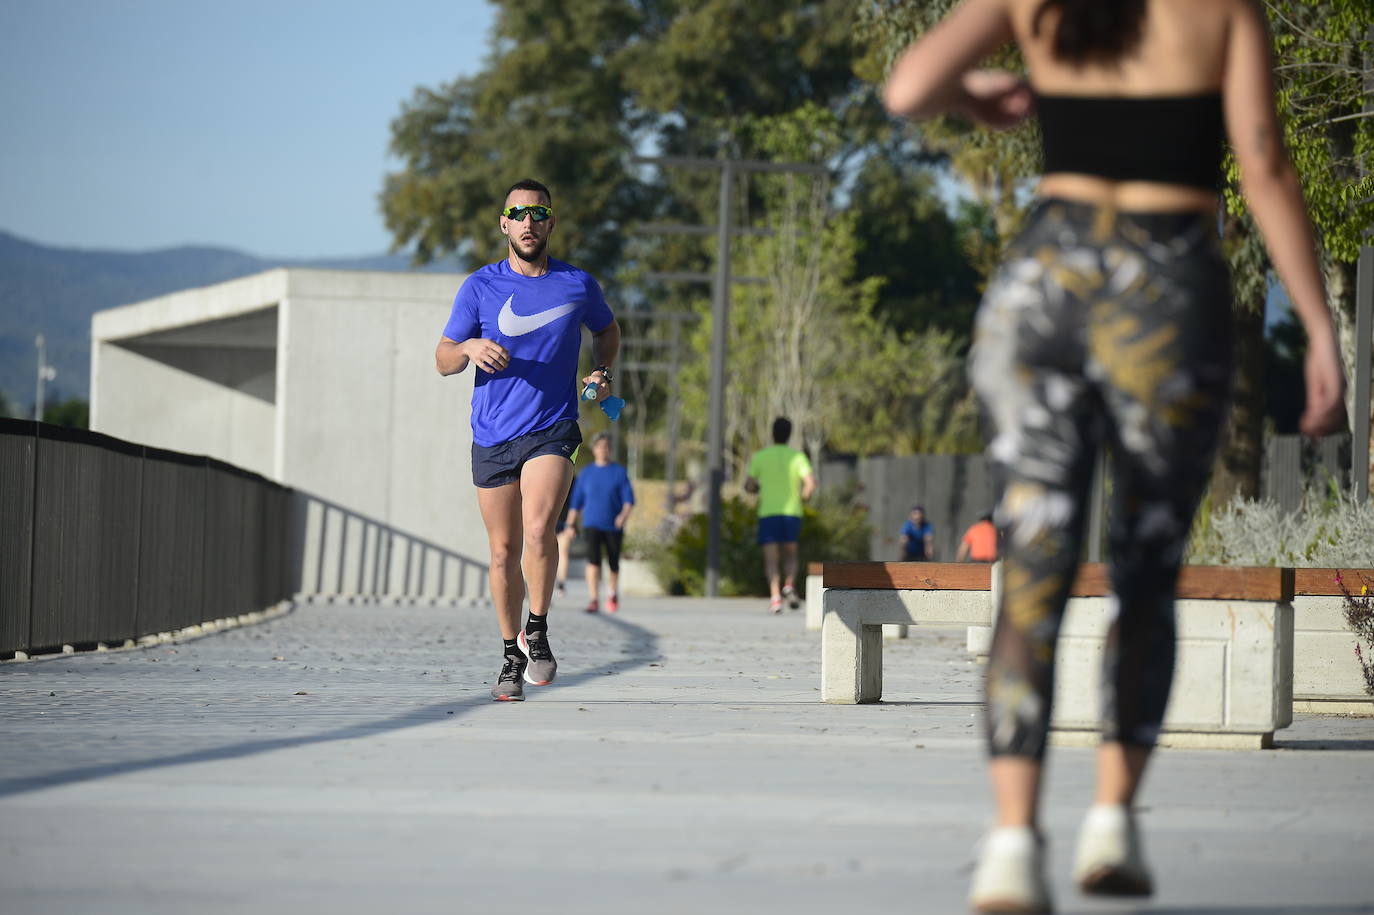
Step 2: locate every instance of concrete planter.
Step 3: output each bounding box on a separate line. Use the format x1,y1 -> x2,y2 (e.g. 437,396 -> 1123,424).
817,561 -> 1356,748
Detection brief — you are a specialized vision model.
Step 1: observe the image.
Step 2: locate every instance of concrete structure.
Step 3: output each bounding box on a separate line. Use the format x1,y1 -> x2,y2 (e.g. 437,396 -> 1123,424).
820,563 -> 1298,748
91,269 -> 490,598
1293,593 -> 1374,715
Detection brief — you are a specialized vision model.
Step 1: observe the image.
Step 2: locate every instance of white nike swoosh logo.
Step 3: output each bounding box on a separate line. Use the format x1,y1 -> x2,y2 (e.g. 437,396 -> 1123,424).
497,295 -> 578,336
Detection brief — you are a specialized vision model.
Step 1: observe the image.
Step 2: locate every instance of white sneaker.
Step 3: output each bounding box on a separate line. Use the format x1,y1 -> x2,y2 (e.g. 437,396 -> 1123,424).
969,826 -> 1052,913
1072,804 -> 1153,896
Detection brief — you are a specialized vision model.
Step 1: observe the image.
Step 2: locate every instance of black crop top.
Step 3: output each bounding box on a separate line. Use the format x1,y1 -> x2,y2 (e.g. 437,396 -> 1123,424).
1035,93 -> 1225,190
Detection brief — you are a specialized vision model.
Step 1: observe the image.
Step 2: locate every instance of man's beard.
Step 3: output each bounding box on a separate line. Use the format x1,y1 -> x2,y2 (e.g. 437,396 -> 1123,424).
510,233 -> 548,263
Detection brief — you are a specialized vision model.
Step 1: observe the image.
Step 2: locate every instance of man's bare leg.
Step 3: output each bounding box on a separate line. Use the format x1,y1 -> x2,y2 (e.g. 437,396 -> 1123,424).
586,560 -> 601,606
556,527 -> 575,589
762,542 -> 782,600
476,481 -> 525,640
781,541 -> 800,592
519,454 -> 574,619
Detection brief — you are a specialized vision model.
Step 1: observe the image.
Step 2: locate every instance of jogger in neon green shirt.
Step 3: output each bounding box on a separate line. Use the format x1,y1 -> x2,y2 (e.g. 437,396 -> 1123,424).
744,417 -> 816,613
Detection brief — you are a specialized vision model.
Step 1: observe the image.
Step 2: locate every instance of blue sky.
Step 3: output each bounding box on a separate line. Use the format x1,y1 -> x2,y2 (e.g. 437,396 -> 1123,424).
0,0 -> 495,258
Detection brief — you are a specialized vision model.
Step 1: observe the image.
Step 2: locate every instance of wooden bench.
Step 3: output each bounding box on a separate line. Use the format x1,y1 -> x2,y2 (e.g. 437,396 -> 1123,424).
821,561 -> 1298,749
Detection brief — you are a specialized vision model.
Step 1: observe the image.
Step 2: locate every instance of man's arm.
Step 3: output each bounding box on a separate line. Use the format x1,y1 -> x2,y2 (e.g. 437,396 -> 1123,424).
924,529 -> 936,561
956,538 -> 971,562
436,336 -> 509,377
800,473 -> 817,501
564,507 -> 581,531
581,319 -> 622,401
744,476 -> 759,495
615,502 -> 634,530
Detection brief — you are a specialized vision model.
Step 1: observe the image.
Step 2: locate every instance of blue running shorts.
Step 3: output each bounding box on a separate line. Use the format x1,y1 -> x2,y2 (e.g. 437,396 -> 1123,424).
471,419 -> 582,489
756,514 -> 802,545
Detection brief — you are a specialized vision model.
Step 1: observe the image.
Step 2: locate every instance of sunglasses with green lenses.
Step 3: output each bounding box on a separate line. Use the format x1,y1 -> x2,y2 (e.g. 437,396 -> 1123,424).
501,204 -> 553,222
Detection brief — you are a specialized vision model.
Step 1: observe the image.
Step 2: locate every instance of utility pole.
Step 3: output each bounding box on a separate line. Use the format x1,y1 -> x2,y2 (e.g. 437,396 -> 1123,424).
1352,27 -> 1373,502
34,334 -> 56,422
634,154 -> 828,597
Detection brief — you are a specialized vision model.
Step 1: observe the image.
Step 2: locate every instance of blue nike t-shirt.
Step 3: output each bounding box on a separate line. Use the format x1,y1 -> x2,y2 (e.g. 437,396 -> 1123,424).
570,463 -> 635,532
442,258 -> 615,447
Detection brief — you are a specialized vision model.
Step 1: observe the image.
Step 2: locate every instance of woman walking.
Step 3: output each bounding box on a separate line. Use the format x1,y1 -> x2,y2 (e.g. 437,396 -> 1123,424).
883,1 -> 1346,910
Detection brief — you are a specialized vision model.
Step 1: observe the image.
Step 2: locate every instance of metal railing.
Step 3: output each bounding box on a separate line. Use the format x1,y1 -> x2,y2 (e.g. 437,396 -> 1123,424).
1,419 -> 292,656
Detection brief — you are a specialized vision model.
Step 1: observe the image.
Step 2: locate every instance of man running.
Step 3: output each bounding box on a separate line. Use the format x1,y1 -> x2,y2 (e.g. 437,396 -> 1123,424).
435,178 -> 620,701
744,417 -> 816,613
565,431 -> 635,613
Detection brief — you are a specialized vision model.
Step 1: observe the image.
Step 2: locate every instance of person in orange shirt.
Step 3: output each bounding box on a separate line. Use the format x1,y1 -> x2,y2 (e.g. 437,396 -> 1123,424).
957,513 -> 999,563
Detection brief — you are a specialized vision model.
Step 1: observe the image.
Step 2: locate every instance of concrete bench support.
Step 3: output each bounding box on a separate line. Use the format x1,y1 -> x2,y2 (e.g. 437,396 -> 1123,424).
1291,569 -> 1374,716
821,563 -> 994,704
821,562 -> 1301,749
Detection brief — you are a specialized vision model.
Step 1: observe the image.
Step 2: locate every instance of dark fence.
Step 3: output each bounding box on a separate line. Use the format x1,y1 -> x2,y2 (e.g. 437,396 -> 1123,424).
0,419 -> 293,656
822,432 -> 1352,563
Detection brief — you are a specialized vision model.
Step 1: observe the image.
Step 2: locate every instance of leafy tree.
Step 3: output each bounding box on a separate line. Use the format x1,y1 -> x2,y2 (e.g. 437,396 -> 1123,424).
849,148 -> 986,340
383,0 -> 882,276
42,398 -> 88,429
385,0 -> 992,474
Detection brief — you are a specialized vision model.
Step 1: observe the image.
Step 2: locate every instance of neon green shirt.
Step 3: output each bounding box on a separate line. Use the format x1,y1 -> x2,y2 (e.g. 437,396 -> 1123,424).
746,444 -> 813,518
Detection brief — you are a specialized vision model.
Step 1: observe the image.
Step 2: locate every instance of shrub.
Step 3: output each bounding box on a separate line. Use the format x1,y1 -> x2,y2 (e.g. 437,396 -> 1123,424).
1336,572 -> 1374,698
647,494 -> 870,597
1185,486 -> 1374,568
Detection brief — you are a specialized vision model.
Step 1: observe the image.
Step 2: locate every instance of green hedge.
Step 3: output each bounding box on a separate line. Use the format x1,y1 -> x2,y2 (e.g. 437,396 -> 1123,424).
648,495 -> 870,597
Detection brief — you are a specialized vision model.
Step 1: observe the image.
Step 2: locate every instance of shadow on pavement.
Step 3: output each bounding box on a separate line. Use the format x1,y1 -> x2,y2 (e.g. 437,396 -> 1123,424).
0,612 -> 659,799
1115,901 -> 1374,906
1272,737 -> 1374,751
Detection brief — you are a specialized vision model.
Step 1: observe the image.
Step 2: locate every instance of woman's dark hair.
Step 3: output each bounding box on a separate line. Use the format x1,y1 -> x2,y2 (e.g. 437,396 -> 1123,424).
1031,0 -> 1147,64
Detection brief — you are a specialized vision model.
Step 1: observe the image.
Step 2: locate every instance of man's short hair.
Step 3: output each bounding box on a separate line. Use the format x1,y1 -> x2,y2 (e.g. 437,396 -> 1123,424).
505,178 -> 551,205
591,431 -> 613,446
771,417 -> 792,444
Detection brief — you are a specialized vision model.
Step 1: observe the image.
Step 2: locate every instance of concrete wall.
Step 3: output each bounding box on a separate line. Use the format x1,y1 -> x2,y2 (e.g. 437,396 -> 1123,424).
91,268 -> 491,596
92,335 -> 276,478
275,270 -> 483,565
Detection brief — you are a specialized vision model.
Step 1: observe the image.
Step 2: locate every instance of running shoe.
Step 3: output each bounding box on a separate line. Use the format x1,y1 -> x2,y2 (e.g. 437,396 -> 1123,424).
969,826 -> 1052,913
490,654 -> 527,701
585,600 -> 599,614
768,597 -> 783,614
606,593 -> 619,613
1073,804 -> 1153,897
518,629 -> 558,686
782,585 -> 800,610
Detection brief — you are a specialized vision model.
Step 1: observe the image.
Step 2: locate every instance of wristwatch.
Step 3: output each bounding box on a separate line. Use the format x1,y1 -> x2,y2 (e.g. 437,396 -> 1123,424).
594,364 -> 614,384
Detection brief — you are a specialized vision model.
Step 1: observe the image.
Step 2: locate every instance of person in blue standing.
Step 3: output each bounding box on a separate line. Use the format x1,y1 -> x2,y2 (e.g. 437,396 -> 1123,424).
435,178 -> 620,702
565,431 -> 635,614
900,504 -> 935,561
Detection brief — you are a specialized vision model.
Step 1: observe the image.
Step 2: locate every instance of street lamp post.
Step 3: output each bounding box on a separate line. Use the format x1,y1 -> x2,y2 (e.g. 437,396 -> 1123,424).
34,335 -> 57,422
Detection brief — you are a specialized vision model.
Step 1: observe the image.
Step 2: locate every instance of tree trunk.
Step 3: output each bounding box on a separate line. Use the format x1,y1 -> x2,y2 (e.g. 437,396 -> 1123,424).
1212,301 -> 1267,506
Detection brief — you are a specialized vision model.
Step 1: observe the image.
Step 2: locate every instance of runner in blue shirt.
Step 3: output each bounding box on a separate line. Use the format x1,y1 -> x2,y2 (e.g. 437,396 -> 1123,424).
436,178 -> 620,701
566,432 -> 635,614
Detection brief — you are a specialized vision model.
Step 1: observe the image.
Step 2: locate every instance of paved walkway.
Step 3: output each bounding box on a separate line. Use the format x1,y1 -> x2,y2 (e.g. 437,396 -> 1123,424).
1,586 -> 1372,914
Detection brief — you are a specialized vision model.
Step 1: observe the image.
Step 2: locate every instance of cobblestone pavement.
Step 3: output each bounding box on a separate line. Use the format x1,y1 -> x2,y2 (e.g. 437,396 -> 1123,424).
1,587 -> 1372,914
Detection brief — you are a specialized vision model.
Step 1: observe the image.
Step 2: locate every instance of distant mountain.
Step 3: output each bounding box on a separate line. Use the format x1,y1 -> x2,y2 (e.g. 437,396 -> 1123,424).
0,230 -> 461,414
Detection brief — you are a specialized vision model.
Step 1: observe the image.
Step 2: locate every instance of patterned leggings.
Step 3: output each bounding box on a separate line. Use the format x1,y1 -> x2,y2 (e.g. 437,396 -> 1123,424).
970,199 -> 1234,759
